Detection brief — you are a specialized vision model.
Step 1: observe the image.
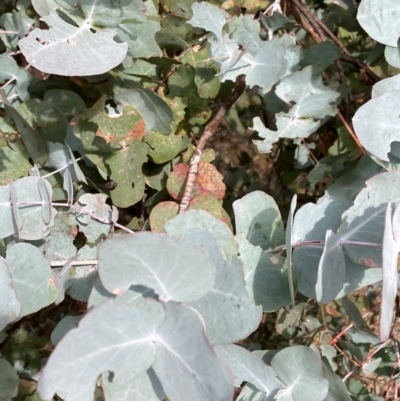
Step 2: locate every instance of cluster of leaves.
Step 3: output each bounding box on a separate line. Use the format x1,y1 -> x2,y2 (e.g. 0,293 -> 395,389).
1,0 -> 400,400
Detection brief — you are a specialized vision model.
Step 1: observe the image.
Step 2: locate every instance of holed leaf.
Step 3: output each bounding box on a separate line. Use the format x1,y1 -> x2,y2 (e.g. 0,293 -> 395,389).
115,85 -> 173,135
76,96 -> 146,153
19,10 -> 128,76
107,141 -> 149,208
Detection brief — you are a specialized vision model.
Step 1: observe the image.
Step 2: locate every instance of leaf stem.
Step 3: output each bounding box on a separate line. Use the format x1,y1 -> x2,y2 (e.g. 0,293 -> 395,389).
265,239 -> 384,253
41,155 -> 86,178
50,259 -> 98,267
16,201 -> 135,234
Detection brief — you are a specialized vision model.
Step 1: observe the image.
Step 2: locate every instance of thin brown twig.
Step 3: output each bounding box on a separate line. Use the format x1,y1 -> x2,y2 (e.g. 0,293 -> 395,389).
153,36 -> 208,93
290,0 -> 327,41
340,54 -> 381,84
336,109 -> 366,154
288,0 -> 380,83
335,59 -> 352,115
329,308 -> 375,346
302,1 -> 380,84
179,75 -> 247,213
289,1 -> 321,43
153,65 -> 178,93
341,338 -> 391,383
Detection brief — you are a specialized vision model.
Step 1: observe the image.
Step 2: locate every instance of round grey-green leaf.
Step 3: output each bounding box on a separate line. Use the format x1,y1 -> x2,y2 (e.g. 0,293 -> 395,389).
98,232 -> 216,302
353,90 -> 400,162
0,185 -> 14,239
357,0 -> 400,47
0,358 -> 19,400
271,346 -> 329,401
0,257 -> 21,330
19,12 -> 128,76
6,242 -> 57,317
38,299 -> 164,401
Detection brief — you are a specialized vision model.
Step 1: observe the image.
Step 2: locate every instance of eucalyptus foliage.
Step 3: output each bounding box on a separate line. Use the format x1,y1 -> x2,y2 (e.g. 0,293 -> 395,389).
0,0 -> 400,400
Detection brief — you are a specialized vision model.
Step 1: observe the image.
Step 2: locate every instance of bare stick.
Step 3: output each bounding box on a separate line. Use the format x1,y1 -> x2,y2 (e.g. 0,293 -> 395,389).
336,109 -> 366,154
290,0 -> 326,41
288,0 -> 380,83
179,75 -> 247,213
153,36 -> 207,93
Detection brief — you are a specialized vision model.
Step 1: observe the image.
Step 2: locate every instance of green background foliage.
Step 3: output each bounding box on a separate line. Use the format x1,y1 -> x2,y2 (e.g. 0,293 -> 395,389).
1,0 -> 400,400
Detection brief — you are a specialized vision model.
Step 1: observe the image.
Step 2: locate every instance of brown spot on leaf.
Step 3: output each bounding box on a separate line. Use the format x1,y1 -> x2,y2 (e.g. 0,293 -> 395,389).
167,163 -> 189,201
149,201 -> 179,233
95,129 -> 113,143
71,225 -> 79,238
197,161 -> 226,200
167,162 -> 226,202
126,119 -> 146,141
70,115 -> 79,126
360,257 -> 379,268
269,256 -> 279,265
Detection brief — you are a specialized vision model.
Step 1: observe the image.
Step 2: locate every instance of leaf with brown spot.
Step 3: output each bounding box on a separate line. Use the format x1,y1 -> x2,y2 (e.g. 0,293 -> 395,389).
359,257 -> 380,268
115,84 -> 173,134
106,142 -> 149,208
75,96 -> 145,153
150,201 -> 179,233
167,162 -> 226,202
188,194 -> 232,230
166,163 -> 190,201
145,130 -> 182,164
197,161 -> 226,200
125,119 -> 146,142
